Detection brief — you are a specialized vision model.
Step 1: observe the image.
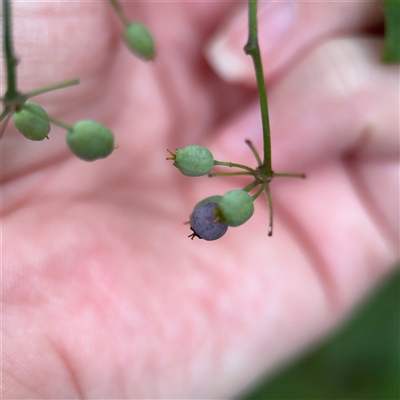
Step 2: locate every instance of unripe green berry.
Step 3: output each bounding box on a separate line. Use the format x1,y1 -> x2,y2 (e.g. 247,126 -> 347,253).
217,189 -> 254,227
123,23 -> 156,61
170,145 -> 214,177
13,102 -> 50,141
66,120 -> 114,161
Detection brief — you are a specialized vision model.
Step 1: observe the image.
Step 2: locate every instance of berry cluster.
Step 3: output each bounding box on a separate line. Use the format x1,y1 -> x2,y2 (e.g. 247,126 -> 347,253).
1,0 -> 155,161
188,189 -> 254,241
1,95 -> 115,161
167,0 -> 307,242
168,144 -> 304,241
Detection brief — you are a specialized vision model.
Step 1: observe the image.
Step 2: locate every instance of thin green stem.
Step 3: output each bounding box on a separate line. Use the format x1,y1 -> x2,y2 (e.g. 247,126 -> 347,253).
245,139 -> 262,166
244,0 -> 272,175
0,110 -> 12,138
208,171 -> 253,178
3,0 -> 19,100
213,160 -> 256,174
47,115 -> 72,131
273,172 -> 306,179
242,180 -> 260,193
108,0 -> 130,26
0,106 -> 11,122
252,181 -> 266,201
264,183 -> 273,236
25,79 -> 80,99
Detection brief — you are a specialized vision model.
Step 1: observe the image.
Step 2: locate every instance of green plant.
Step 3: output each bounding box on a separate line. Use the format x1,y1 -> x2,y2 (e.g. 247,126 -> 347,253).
1,0 -> 156,160
168,0 -> 400,241
168,0 -> 305,239
2,0 -> 398,240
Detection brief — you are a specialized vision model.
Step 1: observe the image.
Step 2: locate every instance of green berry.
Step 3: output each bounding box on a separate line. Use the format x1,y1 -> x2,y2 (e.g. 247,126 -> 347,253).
66,120 -> 114,161
13,102 -> 50,141
123,23 -> 156,61
169,145 -> 214,177
217,190 -> 254,227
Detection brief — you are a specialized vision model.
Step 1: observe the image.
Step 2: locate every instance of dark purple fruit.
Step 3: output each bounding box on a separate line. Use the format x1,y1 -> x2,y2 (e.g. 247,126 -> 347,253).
189,202 -> 228,241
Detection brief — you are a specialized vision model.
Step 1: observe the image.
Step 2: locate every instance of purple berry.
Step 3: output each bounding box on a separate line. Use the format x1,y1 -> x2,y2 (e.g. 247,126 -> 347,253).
189,202 -> 228,241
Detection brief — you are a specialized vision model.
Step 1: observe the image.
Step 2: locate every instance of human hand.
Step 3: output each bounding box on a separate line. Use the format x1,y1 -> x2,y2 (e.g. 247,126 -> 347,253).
2,1 -> 398,398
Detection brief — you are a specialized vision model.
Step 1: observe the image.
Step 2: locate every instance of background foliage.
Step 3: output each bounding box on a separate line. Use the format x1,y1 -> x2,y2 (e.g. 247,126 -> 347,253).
243,268 -> 400,400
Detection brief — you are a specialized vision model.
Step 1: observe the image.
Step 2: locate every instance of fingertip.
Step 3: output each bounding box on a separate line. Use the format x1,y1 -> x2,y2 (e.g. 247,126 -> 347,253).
204,2 -> 297,83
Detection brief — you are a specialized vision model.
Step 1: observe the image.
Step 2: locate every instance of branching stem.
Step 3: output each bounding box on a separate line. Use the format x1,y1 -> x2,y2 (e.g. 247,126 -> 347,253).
252,181 -> 267,201
25,79 -> 80,99
244,0 -> 272,175
242,180 -> 260,193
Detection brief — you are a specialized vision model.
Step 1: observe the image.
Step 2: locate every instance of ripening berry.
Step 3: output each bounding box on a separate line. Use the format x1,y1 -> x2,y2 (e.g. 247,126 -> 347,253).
217,189 -> 254,227
66,120 -> 114,161
190,202 -> 228,241
169,145 -> 214,177
194,195 -> 223,209
13,102 -> 50,141
123,23 -> 156,61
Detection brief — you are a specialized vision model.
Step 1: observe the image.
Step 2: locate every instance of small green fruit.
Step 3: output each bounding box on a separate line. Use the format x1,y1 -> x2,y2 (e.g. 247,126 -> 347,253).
123,23 -> 156,61
13,102 -> 50,141
169,145 -> 214,177
217,189 -> 254,227
66,120 -> 114,161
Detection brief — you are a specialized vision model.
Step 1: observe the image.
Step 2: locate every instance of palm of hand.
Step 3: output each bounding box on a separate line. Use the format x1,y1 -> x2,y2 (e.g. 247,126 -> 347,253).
2,2 -> 398,398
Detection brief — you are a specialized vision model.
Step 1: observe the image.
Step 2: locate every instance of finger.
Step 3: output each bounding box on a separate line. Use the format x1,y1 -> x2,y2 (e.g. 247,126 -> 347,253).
205,0 -> 384,83
271,160 -> 399,311
209,37 -> 399,169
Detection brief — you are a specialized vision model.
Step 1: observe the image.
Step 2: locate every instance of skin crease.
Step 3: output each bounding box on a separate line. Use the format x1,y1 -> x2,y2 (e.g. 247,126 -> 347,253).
1,1 -> 399,398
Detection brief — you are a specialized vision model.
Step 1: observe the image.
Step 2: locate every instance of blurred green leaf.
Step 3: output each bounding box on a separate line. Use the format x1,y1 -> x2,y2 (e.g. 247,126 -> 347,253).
382,0 -> 400,63
242,269 -> 400,400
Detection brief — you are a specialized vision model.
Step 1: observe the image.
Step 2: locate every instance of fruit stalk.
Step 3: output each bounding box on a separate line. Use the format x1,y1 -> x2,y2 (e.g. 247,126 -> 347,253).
25,79 -> 80,99
108,0 -> 130,26
3,0 -> 19,101
244,0 -> 272,176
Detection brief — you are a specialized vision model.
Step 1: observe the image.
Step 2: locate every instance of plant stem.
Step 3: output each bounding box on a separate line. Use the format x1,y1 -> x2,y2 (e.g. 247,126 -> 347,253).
244,0 -> 272,175
264,183 -> 273,236
108,0 -> 130,26
245,139 -> 262,166
0,110 -> 12,138
242,180 -> 260,193
25,79 -> 80,99
252,181 -> 267,201
0,106 -> 11,122
273,172 -> 306,179
3,0 -> 19,100
213,160 -> 256,174
47,115 -> 72,131
208,171 -> 254,178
